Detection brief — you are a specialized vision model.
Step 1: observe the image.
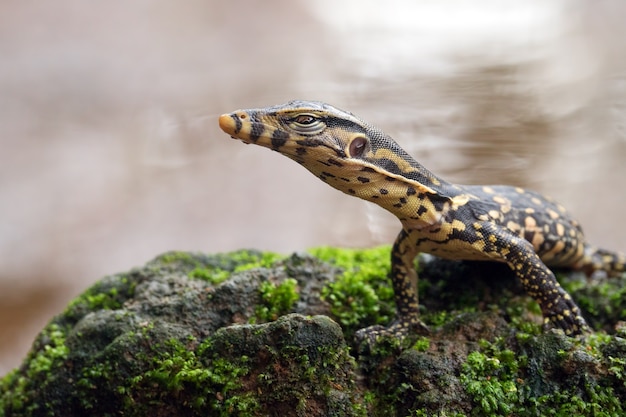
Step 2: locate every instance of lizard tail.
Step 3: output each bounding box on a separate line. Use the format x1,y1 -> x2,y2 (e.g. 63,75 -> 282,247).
577,245 -> 626,276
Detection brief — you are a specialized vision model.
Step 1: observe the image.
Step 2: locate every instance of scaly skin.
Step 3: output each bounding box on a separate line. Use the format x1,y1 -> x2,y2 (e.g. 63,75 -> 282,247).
218,100 -> 626,341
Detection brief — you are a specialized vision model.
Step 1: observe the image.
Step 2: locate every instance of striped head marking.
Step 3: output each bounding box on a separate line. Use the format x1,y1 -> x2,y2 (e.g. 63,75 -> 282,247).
218,100 -> 367,159
218,100 -> 446,208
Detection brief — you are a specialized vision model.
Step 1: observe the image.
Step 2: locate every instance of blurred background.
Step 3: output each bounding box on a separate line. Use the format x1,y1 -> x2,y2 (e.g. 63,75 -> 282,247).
1,0 -> 625,375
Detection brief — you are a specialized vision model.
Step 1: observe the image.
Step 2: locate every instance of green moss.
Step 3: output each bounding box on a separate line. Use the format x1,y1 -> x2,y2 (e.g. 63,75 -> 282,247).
310,246 -> 395,334
501,297 -> 543,339
412,337 -> 430,352
189,251 -> 284,284
309,246 -> 391,270
461,349 -> 519,416
128,337 -> 259,415
186,250 -> 284,284
561,273 -> 626,330
188,266 -> 230,284
458,334 -> 626,417
232,251 -> 286,272
64,275 -> 135,316
158,251 -> 194,264
413,411 -> 466,417
421,310 -> 451,327
608,355 -> 626,383
0,323 -> 69,415
181,250 -> 285,285
524,384 -> 622,416
254,278 -> 299,322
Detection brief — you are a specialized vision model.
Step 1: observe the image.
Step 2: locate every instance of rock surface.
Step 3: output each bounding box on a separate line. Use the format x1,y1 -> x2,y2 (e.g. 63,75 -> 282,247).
1,248 -> 626,416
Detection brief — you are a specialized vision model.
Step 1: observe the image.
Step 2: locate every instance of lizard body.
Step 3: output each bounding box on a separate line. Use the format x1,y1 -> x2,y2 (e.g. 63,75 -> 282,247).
218,100 -> 625,339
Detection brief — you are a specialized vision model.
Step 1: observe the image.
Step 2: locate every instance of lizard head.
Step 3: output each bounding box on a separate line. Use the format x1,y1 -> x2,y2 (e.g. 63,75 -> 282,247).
218,100 -> 371,160
219,100 -> 423,173
218,100 -> 443,203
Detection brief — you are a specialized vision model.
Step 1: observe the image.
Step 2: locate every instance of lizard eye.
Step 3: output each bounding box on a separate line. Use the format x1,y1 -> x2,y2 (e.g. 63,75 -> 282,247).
287,113 -> 325,134
293,115 -> 316,125
349,136 -> 368,158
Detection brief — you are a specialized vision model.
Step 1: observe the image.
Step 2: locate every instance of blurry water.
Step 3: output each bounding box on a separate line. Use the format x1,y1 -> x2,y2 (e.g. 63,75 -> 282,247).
1,0 -> 625,374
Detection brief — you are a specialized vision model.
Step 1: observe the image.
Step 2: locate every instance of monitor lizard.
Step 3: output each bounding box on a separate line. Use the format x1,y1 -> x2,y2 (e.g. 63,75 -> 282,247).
218,100 -> 625,341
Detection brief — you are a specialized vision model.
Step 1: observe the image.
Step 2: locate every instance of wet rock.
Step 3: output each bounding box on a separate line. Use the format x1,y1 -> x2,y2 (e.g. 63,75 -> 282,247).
1,249 -> 625,416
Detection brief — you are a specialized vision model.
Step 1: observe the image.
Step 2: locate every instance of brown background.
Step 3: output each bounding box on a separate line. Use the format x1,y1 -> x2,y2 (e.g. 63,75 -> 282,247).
2,0 -> 625,375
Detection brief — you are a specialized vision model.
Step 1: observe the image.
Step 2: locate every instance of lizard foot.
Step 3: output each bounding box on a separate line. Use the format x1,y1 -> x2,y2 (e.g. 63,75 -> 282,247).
354,318 -> 429,348
541,291 -> 590,336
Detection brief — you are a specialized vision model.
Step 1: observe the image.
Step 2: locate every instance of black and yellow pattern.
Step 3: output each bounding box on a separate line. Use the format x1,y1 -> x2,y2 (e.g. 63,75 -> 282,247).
219,100 -> 625,339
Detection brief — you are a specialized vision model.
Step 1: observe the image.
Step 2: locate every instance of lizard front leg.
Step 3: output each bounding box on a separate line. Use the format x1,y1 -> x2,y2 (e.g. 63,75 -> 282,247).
355,228 -> 428,343
482,224 -> 589,335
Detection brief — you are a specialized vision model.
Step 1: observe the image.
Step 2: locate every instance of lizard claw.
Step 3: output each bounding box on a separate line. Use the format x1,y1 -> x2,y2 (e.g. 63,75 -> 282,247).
541,290 -> 590,336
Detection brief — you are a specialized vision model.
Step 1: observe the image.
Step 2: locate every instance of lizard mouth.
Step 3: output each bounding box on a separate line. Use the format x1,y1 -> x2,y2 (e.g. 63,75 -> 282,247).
218,112 -> 263,146
218,113 -> 243,139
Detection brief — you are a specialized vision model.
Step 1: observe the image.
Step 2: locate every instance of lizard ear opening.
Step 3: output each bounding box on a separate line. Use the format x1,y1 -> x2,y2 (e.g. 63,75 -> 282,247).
348,136 -> 368,158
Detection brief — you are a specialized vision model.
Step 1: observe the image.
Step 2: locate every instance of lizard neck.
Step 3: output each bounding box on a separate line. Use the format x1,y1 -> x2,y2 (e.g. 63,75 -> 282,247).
301,152 -> 460,228
347,168 -> 458,227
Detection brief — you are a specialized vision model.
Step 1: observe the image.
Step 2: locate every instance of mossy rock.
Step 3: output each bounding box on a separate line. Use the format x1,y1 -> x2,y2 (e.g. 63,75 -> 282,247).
1,248 -> 626,416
